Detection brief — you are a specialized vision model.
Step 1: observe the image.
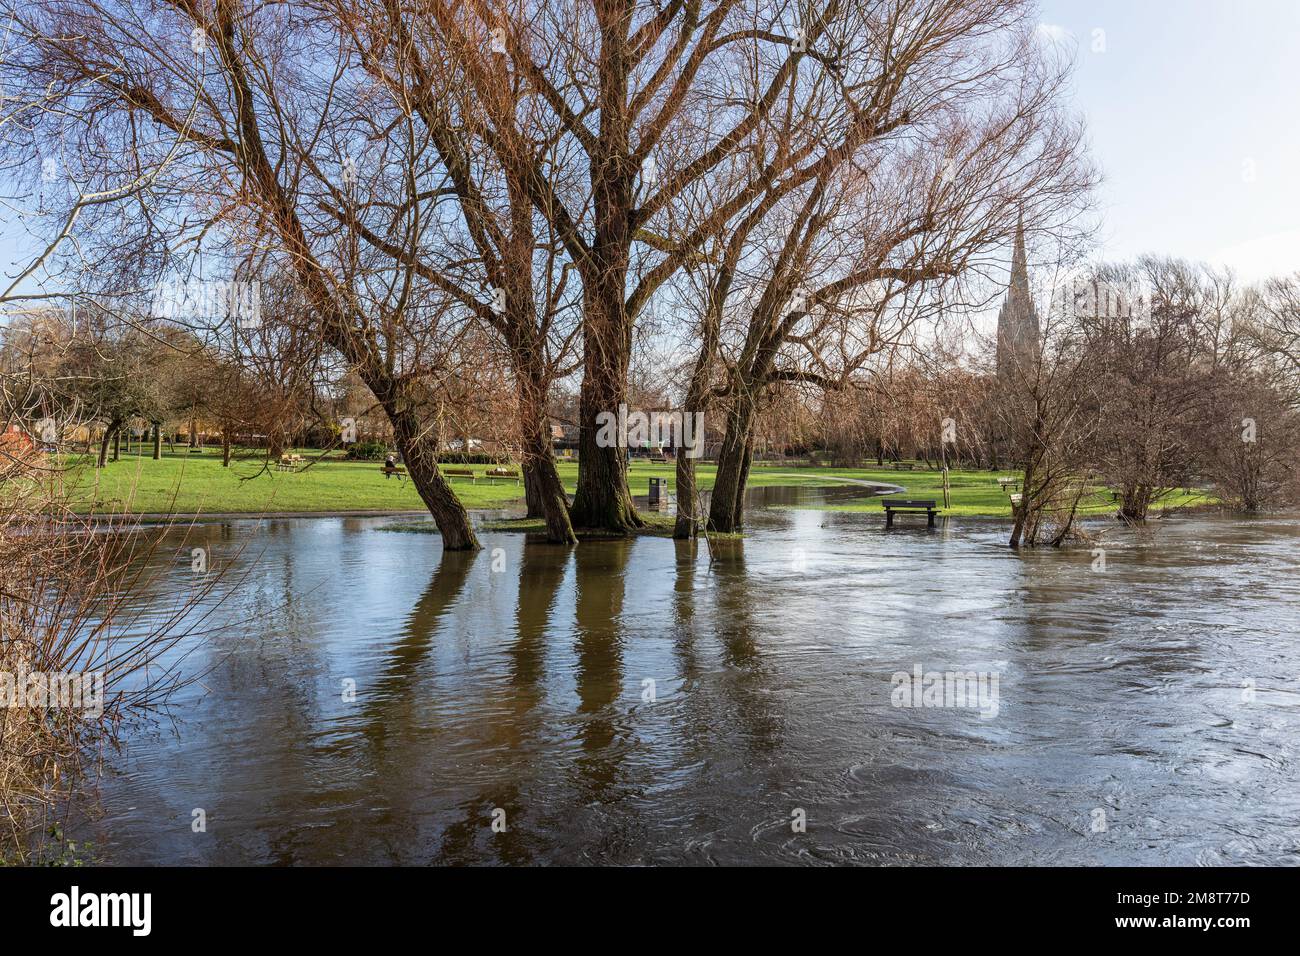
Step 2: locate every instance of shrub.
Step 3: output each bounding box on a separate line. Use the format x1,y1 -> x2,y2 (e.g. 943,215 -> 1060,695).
345,440 -> 389,461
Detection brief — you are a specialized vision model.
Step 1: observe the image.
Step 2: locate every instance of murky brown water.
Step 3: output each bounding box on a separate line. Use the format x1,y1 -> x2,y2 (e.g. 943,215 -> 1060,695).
83,491 -> 1300,865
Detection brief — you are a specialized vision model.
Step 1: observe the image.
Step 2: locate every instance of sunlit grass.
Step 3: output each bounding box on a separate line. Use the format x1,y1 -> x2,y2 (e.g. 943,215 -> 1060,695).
60,448 -> 1216,519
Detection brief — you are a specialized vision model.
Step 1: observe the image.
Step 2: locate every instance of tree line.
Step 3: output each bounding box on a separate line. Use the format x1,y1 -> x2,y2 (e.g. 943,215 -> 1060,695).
0,0 -> 1097,547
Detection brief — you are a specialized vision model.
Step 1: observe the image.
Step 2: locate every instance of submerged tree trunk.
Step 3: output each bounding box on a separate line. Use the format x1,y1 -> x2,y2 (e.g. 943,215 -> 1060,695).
673,454 -> 700,539
519,406 -> 575,545
1118,483 -> 1152,522
514,353 -> 576,544
569,153 -> 641,533
570,306 -> 641,533
708,388 -> 758,533
674,290 -> 723,539
372,376 -> 480,551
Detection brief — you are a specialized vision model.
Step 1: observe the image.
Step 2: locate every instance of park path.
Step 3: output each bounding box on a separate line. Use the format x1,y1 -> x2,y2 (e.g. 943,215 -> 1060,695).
759,472 -> 905,495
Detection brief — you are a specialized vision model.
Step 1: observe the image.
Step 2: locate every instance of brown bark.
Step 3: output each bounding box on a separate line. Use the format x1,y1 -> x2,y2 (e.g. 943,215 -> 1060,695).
371,375 -> 479,551
1118,483 -> 1152,522
201,4 -> 479,551
96,420 -> 120,469
152,423 -> 162,460
570,291 -> 641,533
708,387 -> 759,533
675,286 -> 725,538
520,382 -> 577,546
673,454 -> 700,539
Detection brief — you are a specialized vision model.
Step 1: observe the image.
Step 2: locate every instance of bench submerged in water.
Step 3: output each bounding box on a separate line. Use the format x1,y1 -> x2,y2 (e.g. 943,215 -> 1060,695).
882,498 -> 940,528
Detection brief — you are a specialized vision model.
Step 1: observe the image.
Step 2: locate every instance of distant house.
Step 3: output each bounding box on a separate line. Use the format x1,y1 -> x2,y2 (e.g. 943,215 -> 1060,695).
549,421 -> 580,456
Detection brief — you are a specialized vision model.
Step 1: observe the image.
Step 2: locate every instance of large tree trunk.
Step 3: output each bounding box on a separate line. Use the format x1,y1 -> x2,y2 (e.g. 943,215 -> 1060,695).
514,354 -> 576,544
674,289 -> 724,539
152,423 -> 162,460
569,60 -> 640,534
520,409 -> 576,544
373,376 -> 480,551
708,390 -> 759,533
111,429 -> 121,462
673,454 -> 700,539
222,430 -> 232,467
570,297 -> 641,533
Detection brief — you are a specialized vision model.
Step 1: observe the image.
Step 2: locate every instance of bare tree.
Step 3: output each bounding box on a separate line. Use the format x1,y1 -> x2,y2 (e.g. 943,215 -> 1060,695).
697,7 -> 1093,532
6,0 -> 485,547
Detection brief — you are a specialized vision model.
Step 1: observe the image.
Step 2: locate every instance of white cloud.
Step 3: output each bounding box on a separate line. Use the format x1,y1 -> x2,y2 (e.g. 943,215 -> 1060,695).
1035,22 -> 1073,46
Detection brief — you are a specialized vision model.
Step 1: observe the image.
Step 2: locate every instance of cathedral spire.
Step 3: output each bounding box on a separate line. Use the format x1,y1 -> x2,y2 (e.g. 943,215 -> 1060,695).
1010,211 -> 1028,288
996,210 -> 1040,381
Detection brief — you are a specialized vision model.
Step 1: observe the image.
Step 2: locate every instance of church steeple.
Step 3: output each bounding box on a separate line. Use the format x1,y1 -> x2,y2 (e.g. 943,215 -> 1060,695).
1010,213 -> 1028,292
996,212 -> 1040,381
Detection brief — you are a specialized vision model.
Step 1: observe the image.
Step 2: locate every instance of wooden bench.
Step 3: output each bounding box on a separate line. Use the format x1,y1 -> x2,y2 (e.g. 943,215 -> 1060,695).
276,454 -> 304,473
997,476 -> 1021,493
381,464 -> 407,480
442,467 -> 476,483
882,498 -> 940,528
483,466 -> 520,484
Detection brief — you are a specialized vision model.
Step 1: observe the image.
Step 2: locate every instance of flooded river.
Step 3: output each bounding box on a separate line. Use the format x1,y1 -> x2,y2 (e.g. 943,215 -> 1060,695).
83,490 -> 1300,865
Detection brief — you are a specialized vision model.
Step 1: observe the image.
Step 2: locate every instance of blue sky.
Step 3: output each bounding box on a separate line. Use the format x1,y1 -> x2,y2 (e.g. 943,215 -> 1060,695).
1038,0 -> 1300,280
3,1 -> 1298,293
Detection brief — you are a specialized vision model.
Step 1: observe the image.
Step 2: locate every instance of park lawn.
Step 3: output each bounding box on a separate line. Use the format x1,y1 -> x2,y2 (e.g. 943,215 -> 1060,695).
60,448 -> 1214,519
64,450 -> 869,514
64,448 -> 526,514
778,469 -> 1215,518
61,451 -> 918,515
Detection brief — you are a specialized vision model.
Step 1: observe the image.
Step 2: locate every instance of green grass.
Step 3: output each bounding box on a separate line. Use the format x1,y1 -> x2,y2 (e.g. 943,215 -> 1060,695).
59,448 -> 1215,519
772,467 -> 1214,518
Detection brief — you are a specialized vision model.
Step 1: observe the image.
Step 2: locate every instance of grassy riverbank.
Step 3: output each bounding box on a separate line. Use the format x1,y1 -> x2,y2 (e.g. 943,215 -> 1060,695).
60,448 -> 1212,519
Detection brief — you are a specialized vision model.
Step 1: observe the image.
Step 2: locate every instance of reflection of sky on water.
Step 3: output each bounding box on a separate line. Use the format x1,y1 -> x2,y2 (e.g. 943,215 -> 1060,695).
88,508 -> 1300,865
